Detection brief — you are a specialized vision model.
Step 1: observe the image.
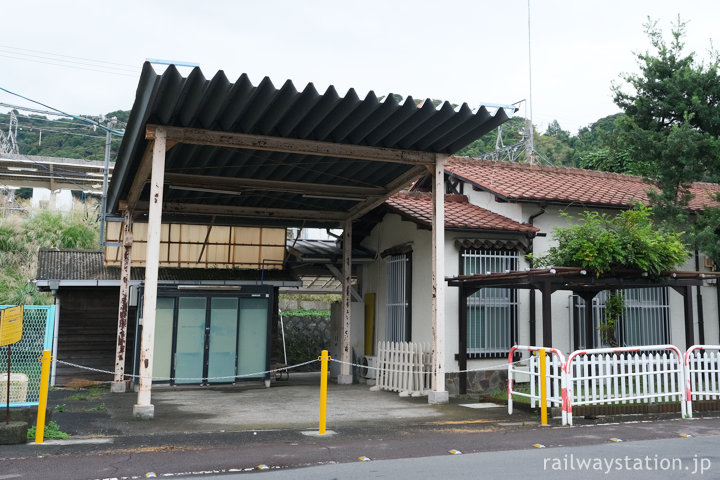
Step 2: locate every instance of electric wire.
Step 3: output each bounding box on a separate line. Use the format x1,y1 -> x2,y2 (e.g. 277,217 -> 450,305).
0,87 -> 125,136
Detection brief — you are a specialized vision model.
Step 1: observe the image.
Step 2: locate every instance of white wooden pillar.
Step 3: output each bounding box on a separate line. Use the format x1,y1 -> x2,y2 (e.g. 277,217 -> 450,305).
111,207 -> 133,393
338,219 -> 353,384
429,154 -> 448,404
133,128 -> 166,419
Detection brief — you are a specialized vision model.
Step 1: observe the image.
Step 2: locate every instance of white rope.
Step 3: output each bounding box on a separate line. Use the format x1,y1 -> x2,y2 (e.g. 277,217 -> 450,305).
55,358 -> 319,382
329,357 -> 523,375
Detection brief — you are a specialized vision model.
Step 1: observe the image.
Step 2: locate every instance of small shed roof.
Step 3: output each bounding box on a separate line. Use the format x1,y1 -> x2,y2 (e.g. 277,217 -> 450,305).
34,248 -> 300,289
109,63 -> 514,228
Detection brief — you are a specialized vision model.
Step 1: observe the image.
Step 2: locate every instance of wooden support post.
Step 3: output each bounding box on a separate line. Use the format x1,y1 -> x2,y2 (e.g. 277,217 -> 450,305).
429,154 -> 448,404
112,208 -> 133,393
540,282 -> 553,348
133,128 -> 166,419
683,285 -> 695,350
338,219 -> 353,384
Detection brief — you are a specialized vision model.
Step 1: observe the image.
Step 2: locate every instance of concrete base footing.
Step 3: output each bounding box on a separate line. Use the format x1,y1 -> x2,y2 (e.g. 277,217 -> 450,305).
133,404 -> 155,420
0,421 -> 28,444
110,381 -> 127,393
336,374 -> 353,385
428,390 -> 449,405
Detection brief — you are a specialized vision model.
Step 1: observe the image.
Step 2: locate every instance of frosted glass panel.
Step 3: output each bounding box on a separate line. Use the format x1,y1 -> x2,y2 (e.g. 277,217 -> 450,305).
152,297 -> 175,382
175,297 -> 206,384
237,298 -> 269,379
208,297 -> 238,383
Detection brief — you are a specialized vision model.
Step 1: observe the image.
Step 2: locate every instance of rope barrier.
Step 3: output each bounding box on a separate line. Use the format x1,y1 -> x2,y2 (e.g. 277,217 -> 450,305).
55,358 -> 319,382
55,356 -> 523,383
328,357 -> 524,375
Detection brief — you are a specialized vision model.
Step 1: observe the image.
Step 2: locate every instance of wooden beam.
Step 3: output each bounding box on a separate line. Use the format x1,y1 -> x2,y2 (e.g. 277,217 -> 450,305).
164,172 -> 387,198
146,124 -> 437,166
347,164 -> 429,220
126,142 -> 154,212
135,201 -> 347,222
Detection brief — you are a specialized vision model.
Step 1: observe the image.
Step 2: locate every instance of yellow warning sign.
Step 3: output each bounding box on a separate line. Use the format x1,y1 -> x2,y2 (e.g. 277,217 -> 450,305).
0,306 -> 23,347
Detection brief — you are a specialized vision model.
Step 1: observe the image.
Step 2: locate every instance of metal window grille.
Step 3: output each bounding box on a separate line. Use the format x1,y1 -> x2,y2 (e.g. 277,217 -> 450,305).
571,288 -> 670,349
462,249 -> 518,356
0,305 -> 55,407
385,254 -> 410,342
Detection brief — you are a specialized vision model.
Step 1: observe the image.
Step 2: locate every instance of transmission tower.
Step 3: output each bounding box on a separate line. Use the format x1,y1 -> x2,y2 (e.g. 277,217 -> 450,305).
0,111 -> 19,154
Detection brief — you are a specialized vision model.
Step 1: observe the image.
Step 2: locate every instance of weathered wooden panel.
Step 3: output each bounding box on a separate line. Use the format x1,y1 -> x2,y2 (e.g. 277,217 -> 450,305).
105,222 -> 285,269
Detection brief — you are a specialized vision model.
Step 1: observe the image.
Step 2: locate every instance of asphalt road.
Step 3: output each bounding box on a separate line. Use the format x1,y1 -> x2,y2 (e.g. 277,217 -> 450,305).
2,416 -> 719,480
203,435 -> 720,480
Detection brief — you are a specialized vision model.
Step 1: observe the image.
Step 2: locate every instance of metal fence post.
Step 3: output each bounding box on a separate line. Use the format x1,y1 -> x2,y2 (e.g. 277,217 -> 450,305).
34,350 -> 52,443
319,349 -> 330,434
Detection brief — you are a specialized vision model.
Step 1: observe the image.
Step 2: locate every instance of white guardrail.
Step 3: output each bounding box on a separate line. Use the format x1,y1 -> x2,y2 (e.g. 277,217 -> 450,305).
684,345 -> 720,418
508,345 -> 567,425
565,345 -> 684,425
508,344 -> 720,426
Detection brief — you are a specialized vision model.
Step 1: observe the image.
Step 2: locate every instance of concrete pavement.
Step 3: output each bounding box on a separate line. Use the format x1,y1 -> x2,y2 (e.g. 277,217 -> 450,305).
40,372 -> 536,439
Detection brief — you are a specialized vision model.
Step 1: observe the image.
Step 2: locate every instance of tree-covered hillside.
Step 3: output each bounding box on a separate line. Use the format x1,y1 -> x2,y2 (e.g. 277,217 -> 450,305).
0,110 -> 128,161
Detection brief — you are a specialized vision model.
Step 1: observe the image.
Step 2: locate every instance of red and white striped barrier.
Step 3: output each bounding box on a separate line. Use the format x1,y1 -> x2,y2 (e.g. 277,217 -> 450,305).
508,345 -> 567,425
564,345 -> 684,425
684,345 -> 720,418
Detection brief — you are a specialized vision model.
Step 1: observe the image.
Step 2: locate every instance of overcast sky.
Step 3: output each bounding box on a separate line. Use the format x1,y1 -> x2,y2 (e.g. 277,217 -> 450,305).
2,0 -> 718,136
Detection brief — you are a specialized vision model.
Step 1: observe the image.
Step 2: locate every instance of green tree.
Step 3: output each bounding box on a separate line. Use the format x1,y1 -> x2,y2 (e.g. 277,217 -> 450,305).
612,17 -> 720,264
0,206 -> 100,305
530,206 -> 688,276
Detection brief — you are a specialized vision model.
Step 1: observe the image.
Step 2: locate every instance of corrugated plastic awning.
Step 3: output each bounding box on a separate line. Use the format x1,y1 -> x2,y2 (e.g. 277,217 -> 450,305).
109,63 -> 513,228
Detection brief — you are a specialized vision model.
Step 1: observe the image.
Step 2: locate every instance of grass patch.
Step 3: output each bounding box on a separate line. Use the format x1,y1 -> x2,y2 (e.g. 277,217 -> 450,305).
27,421 -> 70,440
68,385 -> 106,401
87,403 -> 106,413
487,385 -> 532,404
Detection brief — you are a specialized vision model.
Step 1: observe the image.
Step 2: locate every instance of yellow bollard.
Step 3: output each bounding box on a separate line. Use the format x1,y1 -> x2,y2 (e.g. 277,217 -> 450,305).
319,349 -> 330,435
539,348 -> 548,426
35,350 -> 52,443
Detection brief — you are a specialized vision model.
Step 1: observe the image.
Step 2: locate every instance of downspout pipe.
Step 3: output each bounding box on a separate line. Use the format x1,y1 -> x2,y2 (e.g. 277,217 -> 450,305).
694,251 -> 705,344
527,206 -> 546,346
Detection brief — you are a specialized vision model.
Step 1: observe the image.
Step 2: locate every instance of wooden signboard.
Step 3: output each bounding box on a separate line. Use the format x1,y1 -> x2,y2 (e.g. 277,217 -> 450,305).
0,306 -> 23,347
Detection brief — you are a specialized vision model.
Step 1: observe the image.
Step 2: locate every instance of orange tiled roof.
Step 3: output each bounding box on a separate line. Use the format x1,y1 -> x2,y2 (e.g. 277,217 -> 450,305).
446,157 -> 720,211
385,192 -> 539,233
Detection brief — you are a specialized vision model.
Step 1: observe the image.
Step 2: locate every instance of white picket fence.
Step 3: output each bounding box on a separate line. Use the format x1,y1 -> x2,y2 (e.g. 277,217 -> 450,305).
685,345 -> 720,418
508,344 -> 720,426
565,345 -> 684,425
370,341 -> 432,397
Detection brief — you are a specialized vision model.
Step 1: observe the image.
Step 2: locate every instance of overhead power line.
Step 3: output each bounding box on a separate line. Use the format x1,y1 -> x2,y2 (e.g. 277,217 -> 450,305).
0,87 -> 124,136
0,45 -> 139,78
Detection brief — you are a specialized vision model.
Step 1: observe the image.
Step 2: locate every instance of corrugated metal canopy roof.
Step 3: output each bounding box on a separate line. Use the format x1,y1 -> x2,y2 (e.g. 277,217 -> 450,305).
109,63 -> 513,228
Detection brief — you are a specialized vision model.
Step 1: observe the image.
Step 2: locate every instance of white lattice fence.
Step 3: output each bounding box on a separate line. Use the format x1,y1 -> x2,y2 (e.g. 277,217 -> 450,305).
370,341 -> 432,397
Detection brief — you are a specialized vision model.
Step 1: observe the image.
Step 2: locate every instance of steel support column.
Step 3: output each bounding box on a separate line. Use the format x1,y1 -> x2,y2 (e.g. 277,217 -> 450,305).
133,128 -> 166,419
112,208 -> 133,393
338,218 -> 353,384
429,154 -> 448,404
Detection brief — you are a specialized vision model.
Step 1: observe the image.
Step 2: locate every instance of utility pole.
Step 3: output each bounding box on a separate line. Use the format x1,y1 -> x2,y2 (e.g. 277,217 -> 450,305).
99,116 -> 117,247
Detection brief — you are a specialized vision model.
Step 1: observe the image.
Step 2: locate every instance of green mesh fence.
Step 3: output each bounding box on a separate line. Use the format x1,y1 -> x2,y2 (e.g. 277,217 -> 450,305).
0,305 -> 55,407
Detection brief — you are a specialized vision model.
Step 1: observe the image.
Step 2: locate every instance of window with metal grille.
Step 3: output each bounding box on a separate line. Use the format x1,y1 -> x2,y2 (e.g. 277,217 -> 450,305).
385,253 -> 411,342
461,249 -> 518,357
571,287 -> 670,349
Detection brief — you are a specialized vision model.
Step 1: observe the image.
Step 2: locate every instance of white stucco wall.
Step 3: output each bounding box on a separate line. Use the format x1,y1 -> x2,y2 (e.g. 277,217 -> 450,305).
358,185 -> 719,387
